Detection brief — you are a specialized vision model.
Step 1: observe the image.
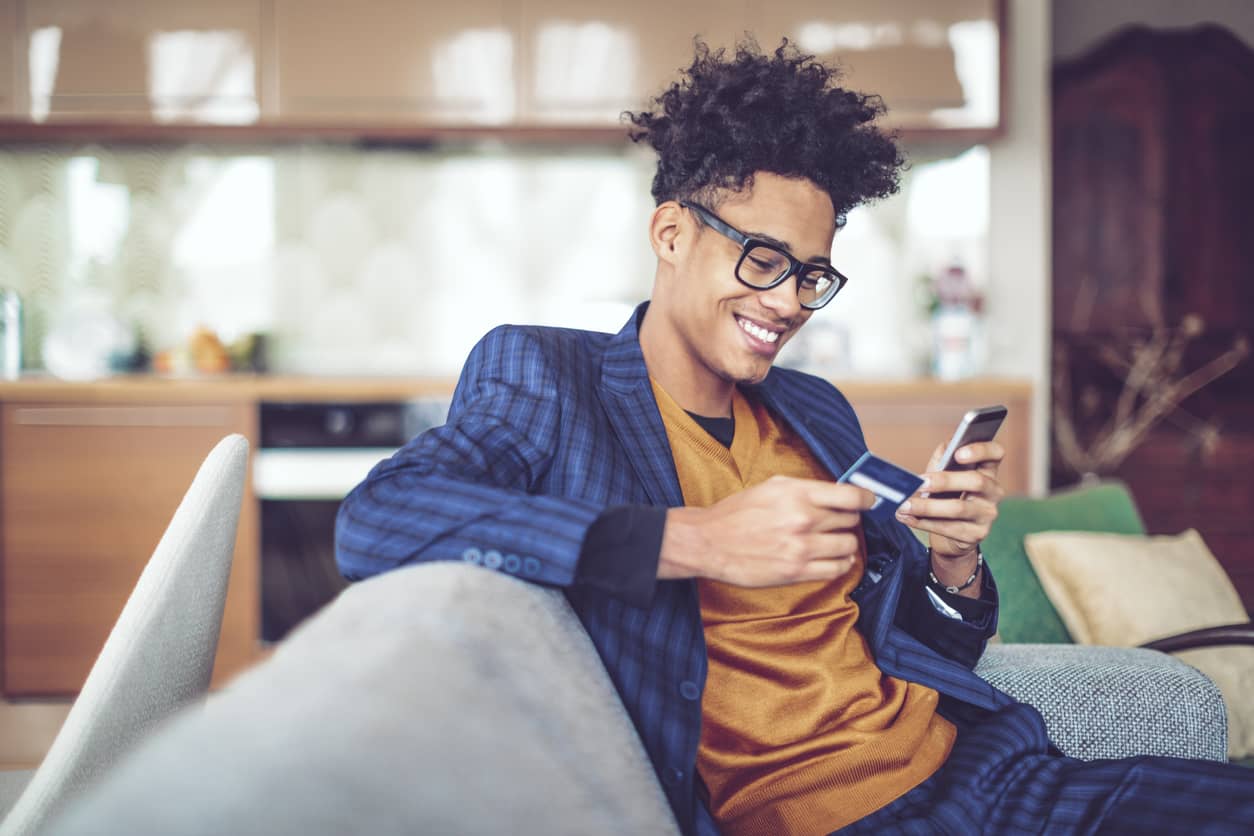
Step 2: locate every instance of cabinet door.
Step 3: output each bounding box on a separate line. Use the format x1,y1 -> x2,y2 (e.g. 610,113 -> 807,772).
1,403 -> 260,696
747,0 -> 1001,132
22,0 -> 263,123
518,0 -> 747,124
0,0 -> 16,117
841,383 -> 1031,496
274,0 -> 517,124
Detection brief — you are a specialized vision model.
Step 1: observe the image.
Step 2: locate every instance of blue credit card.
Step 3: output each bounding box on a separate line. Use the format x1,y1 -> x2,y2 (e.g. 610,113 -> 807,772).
837,451 -> 925,521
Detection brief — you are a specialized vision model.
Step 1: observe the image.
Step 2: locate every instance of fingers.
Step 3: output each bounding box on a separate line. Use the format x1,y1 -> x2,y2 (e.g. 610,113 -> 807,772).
899,493 -> 997,523
916,469 -> 1005,505
800,531 -> 862,559
803,480 -> 878,512
951,441 -> 1005,469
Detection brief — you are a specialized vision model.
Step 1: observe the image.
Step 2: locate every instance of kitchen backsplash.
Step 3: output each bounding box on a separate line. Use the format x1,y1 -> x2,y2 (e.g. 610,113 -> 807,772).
0,141 -> 988,378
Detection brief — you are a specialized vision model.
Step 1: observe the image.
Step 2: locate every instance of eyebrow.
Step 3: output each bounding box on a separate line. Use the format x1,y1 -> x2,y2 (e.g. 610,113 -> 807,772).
743,228 -> 833,266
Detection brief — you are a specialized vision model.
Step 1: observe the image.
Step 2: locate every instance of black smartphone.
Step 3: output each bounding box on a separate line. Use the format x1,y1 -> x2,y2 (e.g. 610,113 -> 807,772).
931,405 -> 1008,499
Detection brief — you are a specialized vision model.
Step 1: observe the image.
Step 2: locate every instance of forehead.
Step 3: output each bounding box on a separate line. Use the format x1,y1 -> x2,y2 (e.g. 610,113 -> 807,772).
714,174 -> 837,256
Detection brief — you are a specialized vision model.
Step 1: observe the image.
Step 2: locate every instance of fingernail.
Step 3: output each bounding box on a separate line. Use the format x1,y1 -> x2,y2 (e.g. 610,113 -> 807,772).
899,501 -> 911,513
920,478 -> 930,490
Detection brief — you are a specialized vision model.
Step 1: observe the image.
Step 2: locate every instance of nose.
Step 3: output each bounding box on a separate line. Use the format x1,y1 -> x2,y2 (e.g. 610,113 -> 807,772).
757,272 -> 803,322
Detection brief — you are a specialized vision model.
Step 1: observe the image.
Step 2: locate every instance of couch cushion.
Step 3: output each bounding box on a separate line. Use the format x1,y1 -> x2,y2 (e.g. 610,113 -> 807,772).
1025,528 -> 1254,760
49,563 -> 680,835
983,481 -> 1145,643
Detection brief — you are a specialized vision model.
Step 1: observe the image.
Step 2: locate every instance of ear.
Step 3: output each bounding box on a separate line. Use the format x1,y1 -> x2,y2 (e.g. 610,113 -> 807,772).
648,201 -> 686,266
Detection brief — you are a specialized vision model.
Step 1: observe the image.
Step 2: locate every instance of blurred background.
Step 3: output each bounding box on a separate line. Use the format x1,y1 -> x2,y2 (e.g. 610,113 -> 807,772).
1,0 -> 1252,768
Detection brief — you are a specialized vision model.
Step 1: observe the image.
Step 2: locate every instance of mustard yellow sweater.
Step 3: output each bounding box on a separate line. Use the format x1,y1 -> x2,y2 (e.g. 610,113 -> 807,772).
652,381 -> 955,835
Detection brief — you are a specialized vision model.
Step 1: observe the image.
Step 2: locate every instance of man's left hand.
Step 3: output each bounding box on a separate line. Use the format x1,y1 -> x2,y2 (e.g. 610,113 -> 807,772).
895,441 -> 1005,563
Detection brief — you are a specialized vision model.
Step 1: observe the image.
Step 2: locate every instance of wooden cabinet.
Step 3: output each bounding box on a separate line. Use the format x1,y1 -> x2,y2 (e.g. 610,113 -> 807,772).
517,0 -> 746,124
20,0 -> 264,123
747,0 -> 1003,135
0,1 -> 17,118
273,0 -> 517,124
841,380 -> 1031,496
0,0 -> 1005,142
0,401 -> 259,696
1051,26 -> 1254,608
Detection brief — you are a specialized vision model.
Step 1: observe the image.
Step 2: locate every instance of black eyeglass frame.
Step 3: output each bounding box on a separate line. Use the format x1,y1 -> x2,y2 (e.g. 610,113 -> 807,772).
680,201 -> 848,310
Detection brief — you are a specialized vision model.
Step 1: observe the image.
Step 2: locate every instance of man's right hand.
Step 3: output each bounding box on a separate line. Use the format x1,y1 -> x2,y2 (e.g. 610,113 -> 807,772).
657,475 -> 877,587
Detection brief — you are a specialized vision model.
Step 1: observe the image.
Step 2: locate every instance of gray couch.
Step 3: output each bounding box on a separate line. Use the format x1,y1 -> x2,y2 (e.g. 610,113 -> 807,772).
49,563 -> 1228,835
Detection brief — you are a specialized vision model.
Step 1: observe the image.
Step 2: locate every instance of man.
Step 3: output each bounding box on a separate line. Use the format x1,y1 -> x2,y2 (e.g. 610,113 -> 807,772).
337,41 -> 1253,834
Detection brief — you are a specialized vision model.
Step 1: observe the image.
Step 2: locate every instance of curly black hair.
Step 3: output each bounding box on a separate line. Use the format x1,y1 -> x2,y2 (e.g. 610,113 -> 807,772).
626,39 -> 906,227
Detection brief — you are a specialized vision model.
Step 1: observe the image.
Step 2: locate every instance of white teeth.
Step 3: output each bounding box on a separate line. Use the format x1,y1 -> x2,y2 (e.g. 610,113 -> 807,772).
737,316 -> 780,344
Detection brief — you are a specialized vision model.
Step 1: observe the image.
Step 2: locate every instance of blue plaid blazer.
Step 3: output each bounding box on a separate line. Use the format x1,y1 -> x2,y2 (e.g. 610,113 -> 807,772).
337,304 -> 1018,836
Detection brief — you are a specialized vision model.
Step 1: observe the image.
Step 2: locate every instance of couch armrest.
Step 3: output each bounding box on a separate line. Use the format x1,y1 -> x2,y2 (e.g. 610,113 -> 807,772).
1140,622 -> 1254,652
975,644 -> 1228,762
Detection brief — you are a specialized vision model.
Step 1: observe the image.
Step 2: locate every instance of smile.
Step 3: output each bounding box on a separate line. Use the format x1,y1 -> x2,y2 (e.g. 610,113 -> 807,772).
735,315 -> 782,344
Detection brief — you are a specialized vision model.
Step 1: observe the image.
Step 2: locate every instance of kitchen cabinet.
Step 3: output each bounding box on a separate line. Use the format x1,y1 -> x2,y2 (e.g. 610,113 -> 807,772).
20,0 -> 265,123
0,0 -> 1005,142
748,0 -> 1003,136
274,0 -> 517,125
0,401 -> 260,696
0,1 -> 17,117
841,379 -> 1031,495
0,374 -> 1033,697
517,0 -> 747,124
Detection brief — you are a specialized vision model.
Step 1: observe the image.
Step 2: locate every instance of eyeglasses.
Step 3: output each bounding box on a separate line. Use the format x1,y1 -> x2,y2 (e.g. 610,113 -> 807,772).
680,201 -> 848,310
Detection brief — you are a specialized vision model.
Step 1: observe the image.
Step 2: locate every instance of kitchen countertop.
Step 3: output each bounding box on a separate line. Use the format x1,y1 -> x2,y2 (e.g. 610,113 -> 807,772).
0,374 -> 458,403
0,374 -> 1032,404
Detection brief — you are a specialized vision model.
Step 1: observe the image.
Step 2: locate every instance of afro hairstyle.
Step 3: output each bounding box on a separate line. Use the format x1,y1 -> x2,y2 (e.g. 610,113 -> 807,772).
626,38 -> 906,227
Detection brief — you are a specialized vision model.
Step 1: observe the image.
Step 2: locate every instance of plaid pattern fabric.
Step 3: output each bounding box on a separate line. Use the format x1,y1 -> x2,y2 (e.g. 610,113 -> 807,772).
337,304 -> 1017,835
834,702 -> 1254,835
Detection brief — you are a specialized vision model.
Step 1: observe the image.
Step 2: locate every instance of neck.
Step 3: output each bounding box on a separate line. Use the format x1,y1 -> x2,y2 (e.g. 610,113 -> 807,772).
639,308 -> 735,418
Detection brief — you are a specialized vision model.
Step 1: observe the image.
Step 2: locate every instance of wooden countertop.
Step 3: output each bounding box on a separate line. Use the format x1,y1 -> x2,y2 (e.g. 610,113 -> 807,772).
0,374 -> 1033,404
0,375 -> 458,403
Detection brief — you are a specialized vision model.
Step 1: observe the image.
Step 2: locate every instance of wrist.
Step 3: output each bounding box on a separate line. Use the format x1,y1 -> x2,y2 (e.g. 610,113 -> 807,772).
658,507 -> 710,580
929,548 -> 983,594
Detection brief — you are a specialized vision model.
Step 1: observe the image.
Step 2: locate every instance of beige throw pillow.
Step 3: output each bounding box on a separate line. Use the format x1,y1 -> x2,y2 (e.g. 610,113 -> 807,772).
1024,529 -> 1254,760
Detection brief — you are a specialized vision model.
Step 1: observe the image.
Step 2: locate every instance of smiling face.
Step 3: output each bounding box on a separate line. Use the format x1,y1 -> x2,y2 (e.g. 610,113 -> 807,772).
640,172 -> 838,416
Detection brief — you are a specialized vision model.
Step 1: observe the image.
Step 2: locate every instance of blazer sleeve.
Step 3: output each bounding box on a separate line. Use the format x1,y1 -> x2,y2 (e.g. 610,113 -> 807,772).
891,531 -> 1000,670
335,325 -> 605,589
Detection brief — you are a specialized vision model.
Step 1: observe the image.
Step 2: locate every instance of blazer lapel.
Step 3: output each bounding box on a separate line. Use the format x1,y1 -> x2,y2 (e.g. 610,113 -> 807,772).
598,303 -> 685,508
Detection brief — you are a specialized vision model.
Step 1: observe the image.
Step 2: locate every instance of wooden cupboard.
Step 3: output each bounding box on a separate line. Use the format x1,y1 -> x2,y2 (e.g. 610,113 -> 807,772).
0,0 -> 16,118
516,0 -> 746,124
1051,26 -> 1254,608
0,375 -> 1031,697
843,380 -> 1031,496
0,0 -> 1005,142
0,401 -> 259,696
273,0 -> 517,125
19,0 -> 265,123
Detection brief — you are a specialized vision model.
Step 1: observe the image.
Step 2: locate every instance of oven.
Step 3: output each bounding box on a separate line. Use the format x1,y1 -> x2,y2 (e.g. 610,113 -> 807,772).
254,398 -> 448,642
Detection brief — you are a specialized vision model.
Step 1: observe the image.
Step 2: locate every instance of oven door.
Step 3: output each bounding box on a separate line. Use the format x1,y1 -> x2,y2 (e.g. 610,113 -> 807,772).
254,447 -> 396,642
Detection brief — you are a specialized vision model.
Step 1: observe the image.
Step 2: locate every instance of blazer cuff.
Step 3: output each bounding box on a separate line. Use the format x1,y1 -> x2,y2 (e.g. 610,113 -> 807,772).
575,504 -> 665,608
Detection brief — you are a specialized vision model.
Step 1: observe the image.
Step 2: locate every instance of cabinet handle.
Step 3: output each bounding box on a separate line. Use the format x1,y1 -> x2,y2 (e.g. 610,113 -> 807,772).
13,406 -> 235,427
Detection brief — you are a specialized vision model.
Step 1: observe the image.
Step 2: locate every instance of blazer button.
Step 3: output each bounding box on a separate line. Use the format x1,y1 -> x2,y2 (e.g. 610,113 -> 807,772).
462,548 -> 483,565
503,554 -> 521,573
483,550 -> 503,569
679,681 -> 700,701
663,767 -> 684,787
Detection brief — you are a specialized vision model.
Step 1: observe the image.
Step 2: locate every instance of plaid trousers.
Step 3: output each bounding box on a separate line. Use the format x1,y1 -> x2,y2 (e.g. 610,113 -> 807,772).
834,702 -> 1254,835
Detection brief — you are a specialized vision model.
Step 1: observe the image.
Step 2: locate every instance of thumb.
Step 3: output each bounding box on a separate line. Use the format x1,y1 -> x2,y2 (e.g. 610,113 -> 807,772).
925,442 -> 946,474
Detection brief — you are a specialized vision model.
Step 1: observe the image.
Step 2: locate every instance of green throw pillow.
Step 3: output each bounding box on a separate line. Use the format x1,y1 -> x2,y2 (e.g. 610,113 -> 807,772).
983,481 -> 1146,643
